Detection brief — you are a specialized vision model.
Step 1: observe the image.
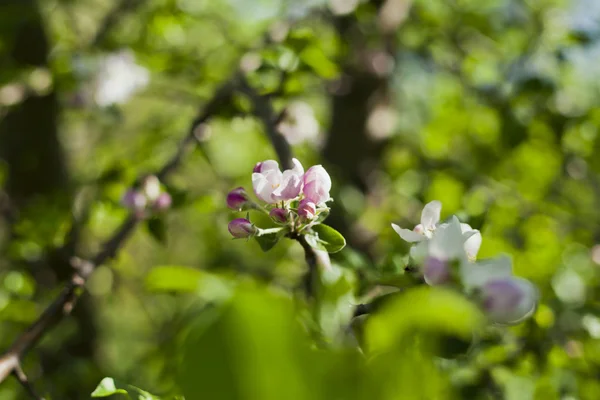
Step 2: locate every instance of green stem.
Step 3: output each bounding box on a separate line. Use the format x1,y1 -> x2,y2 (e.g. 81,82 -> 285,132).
250,203 -> 269,215
257,227 -> 283,236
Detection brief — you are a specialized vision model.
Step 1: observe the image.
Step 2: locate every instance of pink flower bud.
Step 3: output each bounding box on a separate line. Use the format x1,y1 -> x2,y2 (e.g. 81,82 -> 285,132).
303,165 -> 331,204
253,162 -> 263,173
228,218 -> 256,239
298,199 -> 317,220
423,257 -> 450,286
269,208 -> 288,223
142,175 -> 161,201
153,192 -> 172,211
121,189 -> 147,211
226,187 -> 249,210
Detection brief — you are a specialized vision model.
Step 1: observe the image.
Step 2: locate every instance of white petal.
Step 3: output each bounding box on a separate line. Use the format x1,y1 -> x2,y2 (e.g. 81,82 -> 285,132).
260,160 -> 280,174
429,216 -> 464,260
460,223 -> 473,233
391,224 -> 426,243
410,241 -> 429,265
252,171 -> 281,203
304,165 -> 331,192
421,200 -> 442,230
460,255 -> 513,291
252,173 -> 270,202
290,158 -> 304,175
272,171 -> 302,200
464,230 -> 482,260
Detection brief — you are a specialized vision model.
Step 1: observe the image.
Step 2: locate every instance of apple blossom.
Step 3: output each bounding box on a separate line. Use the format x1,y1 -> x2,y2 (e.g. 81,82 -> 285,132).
121,189 -> 147,211
303,165 -> 331,205
392,200 -> 441,243
277,101 -> 320,145
142,175 -> 161,202
228,218 -> 256,239
391,200 -> 537,325
461,223 -> 482,261
252,158 -> 304,203
94,49 -> 149,107
393,201 -> 481,261
227,158 -> 339,252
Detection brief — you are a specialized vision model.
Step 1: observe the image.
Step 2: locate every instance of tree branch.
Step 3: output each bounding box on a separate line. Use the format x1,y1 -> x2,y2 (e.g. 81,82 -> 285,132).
292,234 -> 319,299
0,79 -> 235,391
91,0 -> 145,47
236,77 -> 293,170
13,364 -> 44,400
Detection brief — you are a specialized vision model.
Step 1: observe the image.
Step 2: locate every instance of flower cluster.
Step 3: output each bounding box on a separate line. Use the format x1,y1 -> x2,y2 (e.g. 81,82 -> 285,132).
392,201 -> 538,325
227,158 -> 332,239
122,175 -> 172,217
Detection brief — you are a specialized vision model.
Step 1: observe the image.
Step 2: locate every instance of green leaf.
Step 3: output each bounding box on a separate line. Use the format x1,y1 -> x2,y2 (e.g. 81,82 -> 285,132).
178,287 -> 315,400
145,266 -> 203,293
146,217 -> 167,244
254,231 -> 281,252
307,224 -> 346,253
91,378 -> 128,397
91,377 -> 162,399
299,45 -> 338,79
364,286 -> 483,355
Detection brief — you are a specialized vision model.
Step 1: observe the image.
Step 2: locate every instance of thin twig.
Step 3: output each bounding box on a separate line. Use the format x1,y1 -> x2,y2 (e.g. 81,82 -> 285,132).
352,303 -> 373,318
236,77 -> 293,170
91,0 -> 145,47
293,234 -> 318,299
0,79 -> 235,391
13,364 -> 45,400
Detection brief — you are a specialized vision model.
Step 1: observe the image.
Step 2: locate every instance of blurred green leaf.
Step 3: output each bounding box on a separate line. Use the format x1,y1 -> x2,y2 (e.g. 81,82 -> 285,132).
178,286 -> 315,400
145,266 -> 202,293
365,286 -> 483,355
299,45 -> 338,79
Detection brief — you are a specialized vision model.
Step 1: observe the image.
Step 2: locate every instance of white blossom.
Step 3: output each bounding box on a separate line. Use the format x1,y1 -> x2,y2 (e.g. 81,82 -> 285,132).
94,50 -> 149,107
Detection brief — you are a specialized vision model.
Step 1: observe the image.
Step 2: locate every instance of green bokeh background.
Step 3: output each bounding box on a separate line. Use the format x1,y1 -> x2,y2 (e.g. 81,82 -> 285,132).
1,0 -> 600,398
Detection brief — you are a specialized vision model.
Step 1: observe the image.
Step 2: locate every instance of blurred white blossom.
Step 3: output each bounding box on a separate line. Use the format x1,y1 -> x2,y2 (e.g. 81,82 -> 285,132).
277,101 -> 320,145
391,200 -> 538,325
94,50 -> 149,107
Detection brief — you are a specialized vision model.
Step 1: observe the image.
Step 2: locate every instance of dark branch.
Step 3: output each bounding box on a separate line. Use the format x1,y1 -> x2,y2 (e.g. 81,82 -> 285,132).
91,0 -> 145,47
352,302 -> 374,318
237,77 -> 294,170
293,234 -> 319,299
0,79 -> 235,390
13,365 -> 45,400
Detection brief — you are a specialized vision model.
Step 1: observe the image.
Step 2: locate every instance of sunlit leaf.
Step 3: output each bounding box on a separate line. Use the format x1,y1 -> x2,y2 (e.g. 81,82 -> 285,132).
145,265 -> 203,293
91,377 -> 161,399
306,224 -> 346,253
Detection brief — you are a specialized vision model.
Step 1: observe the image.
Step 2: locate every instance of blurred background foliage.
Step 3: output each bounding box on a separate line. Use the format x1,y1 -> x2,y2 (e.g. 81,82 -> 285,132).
1,0 -> 600,398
